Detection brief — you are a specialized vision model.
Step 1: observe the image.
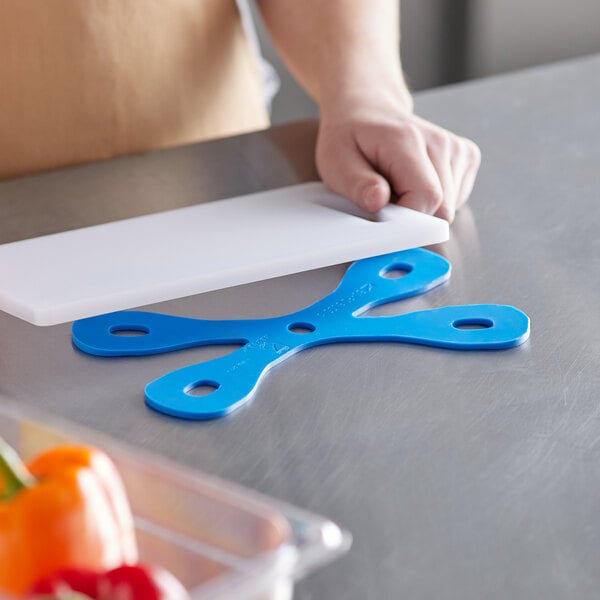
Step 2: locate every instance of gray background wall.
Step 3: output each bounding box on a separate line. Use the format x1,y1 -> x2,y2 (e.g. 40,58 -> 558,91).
250,0 -> 600,124
467,0 -> 600,78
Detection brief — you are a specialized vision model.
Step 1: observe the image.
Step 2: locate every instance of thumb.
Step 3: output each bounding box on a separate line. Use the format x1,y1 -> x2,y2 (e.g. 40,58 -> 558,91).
318,144 -> 391,213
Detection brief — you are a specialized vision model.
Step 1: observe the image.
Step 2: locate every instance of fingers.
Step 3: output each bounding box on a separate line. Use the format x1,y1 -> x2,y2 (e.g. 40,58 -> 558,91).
425,128 -> 461,222
316,117 -> 481,222
316,128 -> 393,213
455,138 -> 482,210
388,126 -> 482,222
382,123 -> 445,216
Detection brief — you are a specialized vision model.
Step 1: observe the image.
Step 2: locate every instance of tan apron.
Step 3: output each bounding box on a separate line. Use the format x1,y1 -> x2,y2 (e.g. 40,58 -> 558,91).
0,0 -> 269,180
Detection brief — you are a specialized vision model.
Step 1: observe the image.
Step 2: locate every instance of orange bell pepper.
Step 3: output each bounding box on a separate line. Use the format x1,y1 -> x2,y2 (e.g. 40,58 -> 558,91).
0,437 -> 138,595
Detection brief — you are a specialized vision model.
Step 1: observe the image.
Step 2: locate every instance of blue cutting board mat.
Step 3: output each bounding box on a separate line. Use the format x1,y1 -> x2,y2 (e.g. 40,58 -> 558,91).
72,249 -> 530,420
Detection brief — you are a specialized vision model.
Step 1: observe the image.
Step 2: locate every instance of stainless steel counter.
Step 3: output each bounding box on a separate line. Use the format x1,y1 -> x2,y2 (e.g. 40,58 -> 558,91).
1,54 -> 600,599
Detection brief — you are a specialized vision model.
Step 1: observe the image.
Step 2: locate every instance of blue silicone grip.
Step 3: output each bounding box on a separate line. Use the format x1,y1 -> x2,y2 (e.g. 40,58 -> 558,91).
143,304 -> 529,419
70,248 -> 531,420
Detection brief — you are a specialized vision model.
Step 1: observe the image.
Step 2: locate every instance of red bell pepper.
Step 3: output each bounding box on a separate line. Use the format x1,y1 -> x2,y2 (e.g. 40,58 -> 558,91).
29,563 -> 190,600
31,594 -> 93,600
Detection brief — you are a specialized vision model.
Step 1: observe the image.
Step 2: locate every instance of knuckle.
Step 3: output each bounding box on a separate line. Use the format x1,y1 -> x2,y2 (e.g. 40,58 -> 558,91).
398,122 -> 422,145
430,129 -> 452,150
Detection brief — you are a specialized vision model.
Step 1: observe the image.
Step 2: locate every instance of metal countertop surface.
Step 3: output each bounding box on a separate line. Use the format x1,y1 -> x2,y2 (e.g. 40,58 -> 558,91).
1,54 -> 599,599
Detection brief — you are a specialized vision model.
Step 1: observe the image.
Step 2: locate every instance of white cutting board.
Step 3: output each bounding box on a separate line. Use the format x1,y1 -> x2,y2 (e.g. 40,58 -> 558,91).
0,182 -> 448,326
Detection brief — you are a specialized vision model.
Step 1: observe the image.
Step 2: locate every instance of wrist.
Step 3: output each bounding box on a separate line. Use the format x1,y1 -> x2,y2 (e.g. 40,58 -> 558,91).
319,83 -> 414,123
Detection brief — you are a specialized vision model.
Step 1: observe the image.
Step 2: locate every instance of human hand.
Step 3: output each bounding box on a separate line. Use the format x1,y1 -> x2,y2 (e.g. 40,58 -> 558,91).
316,101 -> 481,223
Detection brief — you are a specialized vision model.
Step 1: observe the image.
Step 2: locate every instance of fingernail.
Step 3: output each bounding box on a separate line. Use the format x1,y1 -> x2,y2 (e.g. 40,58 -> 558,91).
362,184 -> 383,212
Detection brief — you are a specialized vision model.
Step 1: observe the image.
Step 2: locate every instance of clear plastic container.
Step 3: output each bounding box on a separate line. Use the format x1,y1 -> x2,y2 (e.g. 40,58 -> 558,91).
0,400 -> 351,599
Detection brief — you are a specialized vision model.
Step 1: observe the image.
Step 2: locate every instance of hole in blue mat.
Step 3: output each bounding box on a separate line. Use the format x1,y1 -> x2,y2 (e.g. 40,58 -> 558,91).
109,326 -> 149,336
288,322 -> 316,334
185,381 -> 220,396
381,265 -> 412,279
453,318 -> 493,330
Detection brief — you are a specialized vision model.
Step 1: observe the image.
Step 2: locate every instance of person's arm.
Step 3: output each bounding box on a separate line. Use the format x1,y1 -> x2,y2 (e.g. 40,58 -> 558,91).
256,0 -> 481,222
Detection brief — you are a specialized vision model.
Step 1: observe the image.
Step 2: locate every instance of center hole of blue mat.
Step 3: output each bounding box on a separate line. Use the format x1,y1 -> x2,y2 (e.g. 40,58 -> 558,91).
109,326 -> 150,336
288,322 -> 316,334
